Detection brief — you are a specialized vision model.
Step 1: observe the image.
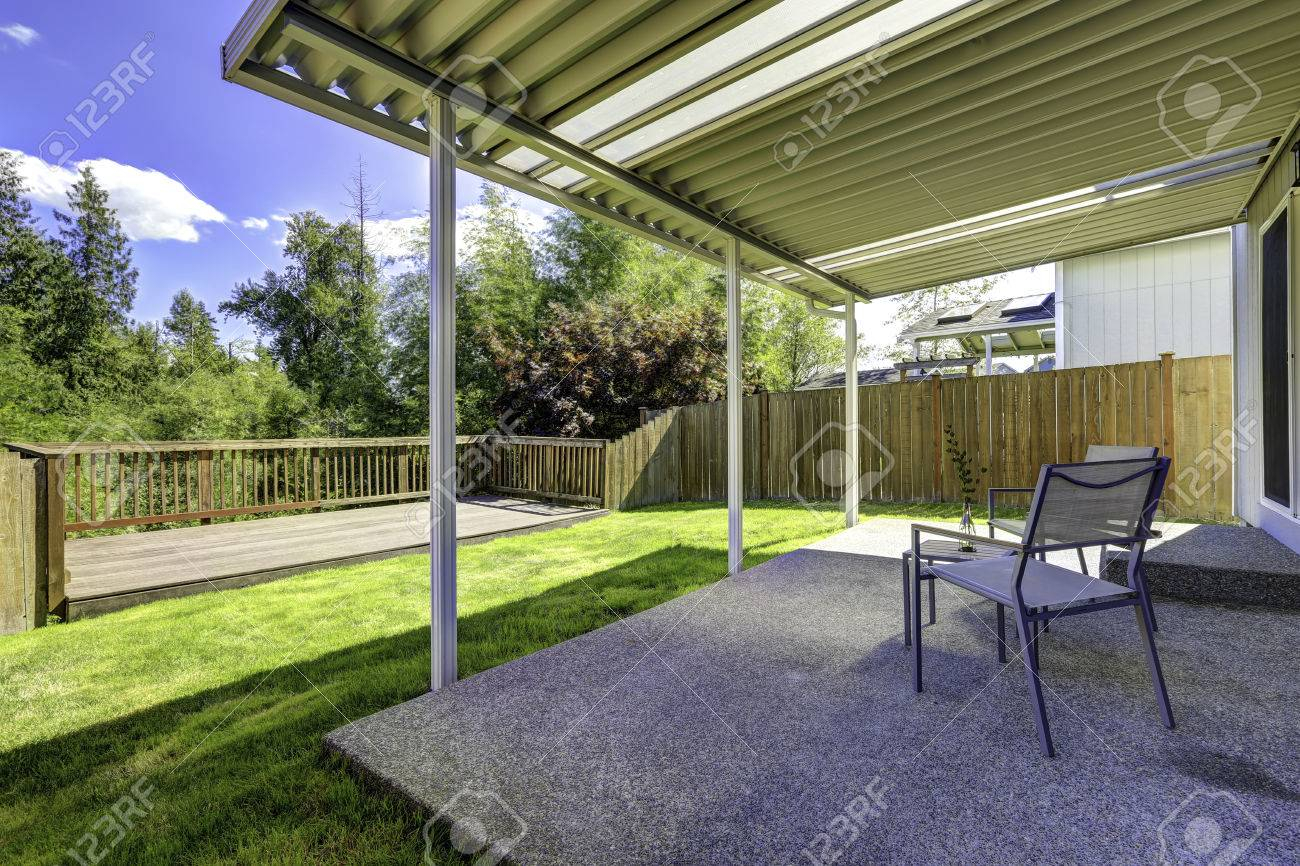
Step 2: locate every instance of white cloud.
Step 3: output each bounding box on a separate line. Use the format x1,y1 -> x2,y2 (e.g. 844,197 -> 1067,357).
5,149 -> 226,242
362,205 -> 549,266
454,203 -> 548,263
0,23 -> 38,46
368,216 -> 427,261
241,216 -> 270,231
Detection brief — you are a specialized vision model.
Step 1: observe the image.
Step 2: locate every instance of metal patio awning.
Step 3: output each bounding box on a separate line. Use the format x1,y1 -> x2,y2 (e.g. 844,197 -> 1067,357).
222,0 -> 1300,304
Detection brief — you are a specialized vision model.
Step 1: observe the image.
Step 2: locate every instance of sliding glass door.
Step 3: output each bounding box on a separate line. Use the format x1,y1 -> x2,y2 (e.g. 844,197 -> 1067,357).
1260,199 -> 1294,510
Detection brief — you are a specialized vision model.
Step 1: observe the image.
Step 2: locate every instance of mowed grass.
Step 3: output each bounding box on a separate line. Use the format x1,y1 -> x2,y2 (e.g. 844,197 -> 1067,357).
0,500 -> 970,865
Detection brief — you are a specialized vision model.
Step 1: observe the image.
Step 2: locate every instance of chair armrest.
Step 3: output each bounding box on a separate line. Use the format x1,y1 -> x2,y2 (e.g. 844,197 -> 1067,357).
987,487 -> 1035,522
911,523 -> 1025,551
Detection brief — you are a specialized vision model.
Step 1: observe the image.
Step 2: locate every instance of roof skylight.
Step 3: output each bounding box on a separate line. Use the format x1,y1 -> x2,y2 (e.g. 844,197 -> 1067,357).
936,302 -> 983,324
1000,294 -> 1052,315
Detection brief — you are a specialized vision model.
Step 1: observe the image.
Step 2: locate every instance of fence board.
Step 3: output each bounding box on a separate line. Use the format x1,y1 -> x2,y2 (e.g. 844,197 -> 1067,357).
596,355 -> 1231,521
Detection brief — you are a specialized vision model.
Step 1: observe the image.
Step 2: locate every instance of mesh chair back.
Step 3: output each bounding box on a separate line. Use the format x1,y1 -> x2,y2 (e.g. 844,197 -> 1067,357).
1023,458 -> 1169,547
1085,444 -> 1158,462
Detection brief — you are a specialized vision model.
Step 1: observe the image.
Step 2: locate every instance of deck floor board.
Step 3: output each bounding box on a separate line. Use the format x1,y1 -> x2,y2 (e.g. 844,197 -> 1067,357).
64,496 -> 602,611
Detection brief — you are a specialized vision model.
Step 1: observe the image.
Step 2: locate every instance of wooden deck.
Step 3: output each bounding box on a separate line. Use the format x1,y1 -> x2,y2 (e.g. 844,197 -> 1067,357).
64,496 -> 605,619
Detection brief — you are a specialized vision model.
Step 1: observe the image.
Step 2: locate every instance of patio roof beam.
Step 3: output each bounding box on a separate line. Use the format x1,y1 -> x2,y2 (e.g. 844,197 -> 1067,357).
894,356 -> 984,370
276,2 -> 870,301
231,61 -> 822,301
460,154 -> 811,298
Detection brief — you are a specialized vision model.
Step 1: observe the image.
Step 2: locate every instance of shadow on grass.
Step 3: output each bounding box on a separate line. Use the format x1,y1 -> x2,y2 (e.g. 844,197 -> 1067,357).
1,541 -> 787,865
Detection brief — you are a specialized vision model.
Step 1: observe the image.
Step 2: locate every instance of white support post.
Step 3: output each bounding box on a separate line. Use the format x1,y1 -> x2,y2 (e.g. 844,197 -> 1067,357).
844,292 -> 859,528
984,334 -> 994,376
429,96 -> 457,691
725,237 -> 743,575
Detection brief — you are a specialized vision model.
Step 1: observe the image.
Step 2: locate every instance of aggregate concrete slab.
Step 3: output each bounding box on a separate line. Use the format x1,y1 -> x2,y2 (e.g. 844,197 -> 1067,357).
327,524 -> 1300,865
1102,524 -> 1300,609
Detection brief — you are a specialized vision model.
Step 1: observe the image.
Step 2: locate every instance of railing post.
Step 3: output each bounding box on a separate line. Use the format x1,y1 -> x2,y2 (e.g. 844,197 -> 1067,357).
0,453 -> 36,634
311,447 -> 322,506
33,457 -> 66,624
398,445 -> 410,494
197,450 -> 213,524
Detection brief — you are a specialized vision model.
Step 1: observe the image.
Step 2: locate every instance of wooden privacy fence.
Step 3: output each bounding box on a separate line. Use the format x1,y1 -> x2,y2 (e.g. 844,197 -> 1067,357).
3,435 -> 606,623
605,354 -> 1235,522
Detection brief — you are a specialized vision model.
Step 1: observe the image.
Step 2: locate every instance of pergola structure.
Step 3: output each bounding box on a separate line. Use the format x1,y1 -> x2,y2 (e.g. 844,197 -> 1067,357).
900,292 -> 1057,374
222,0 -> 1300,689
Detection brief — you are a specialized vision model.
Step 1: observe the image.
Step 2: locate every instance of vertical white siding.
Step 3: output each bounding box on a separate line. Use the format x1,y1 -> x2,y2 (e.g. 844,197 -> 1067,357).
1056,231 -> 1233,368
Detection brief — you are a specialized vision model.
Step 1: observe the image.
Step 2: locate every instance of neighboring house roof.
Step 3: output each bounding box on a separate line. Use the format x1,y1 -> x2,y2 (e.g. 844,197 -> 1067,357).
899,292 -> 1056,357
798,362 -> 1016,390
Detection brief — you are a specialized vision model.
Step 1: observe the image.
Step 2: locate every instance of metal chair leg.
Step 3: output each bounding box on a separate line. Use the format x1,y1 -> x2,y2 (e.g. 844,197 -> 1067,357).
912,560 -> 924,693
928,575 -> 937,625
1077,547 -> 1089,575
1135,599 -> 1174,728
1014,605 -> 1055,757
902,554 -> 912,648
1137,563 -> 1160,633
996,603 -> 1007,663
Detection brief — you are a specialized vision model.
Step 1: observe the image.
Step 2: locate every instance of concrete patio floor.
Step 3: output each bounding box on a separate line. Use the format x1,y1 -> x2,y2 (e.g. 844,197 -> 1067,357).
327,520 -> 1300,864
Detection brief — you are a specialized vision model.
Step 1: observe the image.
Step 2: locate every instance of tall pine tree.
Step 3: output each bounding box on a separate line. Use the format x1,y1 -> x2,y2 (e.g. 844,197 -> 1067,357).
0,150 -> 53,313
55,166 -> 138,327
163,289 -> 225,375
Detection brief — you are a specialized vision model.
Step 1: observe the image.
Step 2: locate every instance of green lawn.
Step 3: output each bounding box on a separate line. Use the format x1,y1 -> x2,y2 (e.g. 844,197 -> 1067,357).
0,500 -> 971,865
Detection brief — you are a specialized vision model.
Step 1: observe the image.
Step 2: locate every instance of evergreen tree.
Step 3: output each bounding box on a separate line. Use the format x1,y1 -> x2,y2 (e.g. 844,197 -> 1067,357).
14,165 -> 140,385
163,289 -> 225,374
55,165 -> 138,327
0,150 -> 52,313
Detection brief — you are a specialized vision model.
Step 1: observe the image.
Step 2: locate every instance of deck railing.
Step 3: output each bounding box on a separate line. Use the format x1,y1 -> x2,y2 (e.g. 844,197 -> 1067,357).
4,435 -> 608,625
5,436 -> 607,534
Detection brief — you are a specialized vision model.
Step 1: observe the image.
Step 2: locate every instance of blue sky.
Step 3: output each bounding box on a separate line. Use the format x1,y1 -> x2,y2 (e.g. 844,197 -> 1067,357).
0,2 -> 1049,352
0,1 -> 556,343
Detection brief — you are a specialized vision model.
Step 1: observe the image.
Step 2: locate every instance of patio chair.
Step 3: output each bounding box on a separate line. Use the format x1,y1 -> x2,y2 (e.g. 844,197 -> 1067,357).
989,446 -> 1157,558
988,444 -> 1162,631
911,457 -> 1174,757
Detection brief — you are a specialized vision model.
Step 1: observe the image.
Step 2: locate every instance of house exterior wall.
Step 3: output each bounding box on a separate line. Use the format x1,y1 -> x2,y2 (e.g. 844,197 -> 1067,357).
1055,231 -> 1233,369
1238,124 -> 1300,550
